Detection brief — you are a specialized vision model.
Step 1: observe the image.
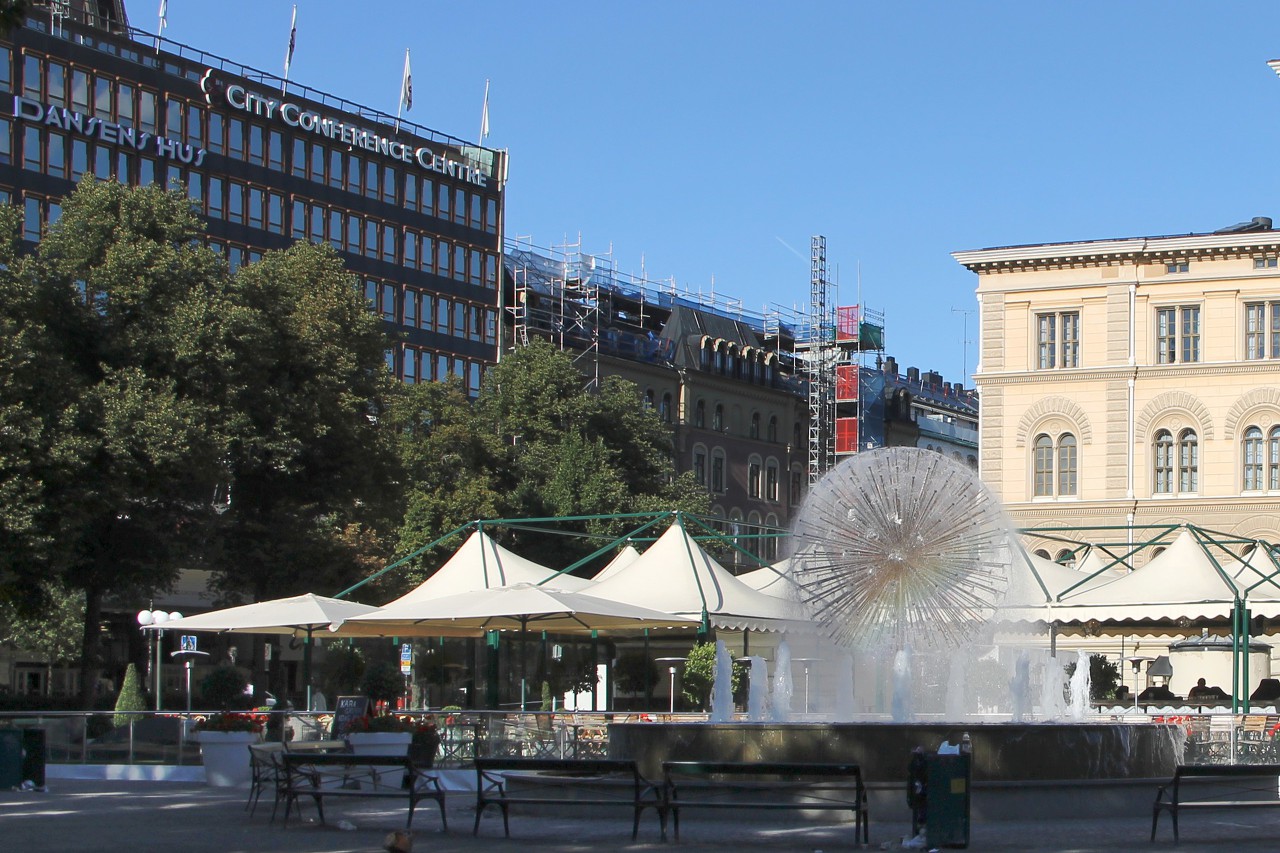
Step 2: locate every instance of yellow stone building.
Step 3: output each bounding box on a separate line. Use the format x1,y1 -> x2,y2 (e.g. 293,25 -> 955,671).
953,218 -> 1280,548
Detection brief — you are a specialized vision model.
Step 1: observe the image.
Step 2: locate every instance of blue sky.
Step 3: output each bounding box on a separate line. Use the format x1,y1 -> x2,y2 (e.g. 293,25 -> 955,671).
154,2 -> 1280,385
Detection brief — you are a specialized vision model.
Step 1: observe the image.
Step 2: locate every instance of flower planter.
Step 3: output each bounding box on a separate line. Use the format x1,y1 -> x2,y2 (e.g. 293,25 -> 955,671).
345,732 -> 412,756
195,730 -> 260,787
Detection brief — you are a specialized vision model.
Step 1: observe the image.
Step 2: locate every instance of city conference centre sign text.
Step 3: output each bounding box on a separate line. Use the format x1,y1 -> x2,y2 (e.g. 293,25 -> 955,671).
203,70 -> 488,188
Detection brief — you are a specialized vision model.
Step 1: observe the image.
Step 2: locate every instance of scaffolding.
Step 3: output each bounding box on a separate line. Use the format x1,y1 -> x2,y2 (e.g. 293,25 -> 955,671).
806,236 -> 836,485
504,238 -> 804,377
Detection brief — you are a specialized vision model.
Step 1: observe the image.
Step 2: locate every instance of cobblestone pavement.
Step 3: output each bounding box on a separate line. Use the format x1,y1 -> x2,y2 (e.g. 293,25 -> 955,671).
5,779 -> 1280,852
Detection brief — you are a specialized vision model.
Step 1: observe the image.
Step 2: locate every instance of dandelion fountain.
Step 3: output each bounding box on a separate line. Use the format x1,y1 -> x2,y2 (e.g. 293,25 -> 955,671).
610,449 -> 1182,818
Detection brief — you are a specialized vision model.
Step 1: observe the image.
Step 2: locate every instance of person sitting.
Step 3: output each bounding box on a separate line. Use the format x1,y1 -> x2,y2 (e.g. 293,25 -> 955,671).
1187,678 -> 1212,700
1137,684 -> 1177,703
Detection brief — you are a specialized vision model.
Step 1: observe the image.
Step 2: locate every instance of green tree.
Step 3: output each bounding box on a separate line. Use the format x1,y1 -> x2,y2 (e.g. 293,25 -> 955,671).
113,662 -> 146,725
0,581 -> 85,667
207,242 -> 401,692
13,180 -> 233,707
1066,653 -> 1122,701
200,665 -> 249,710
681,641 -> 740,710
390,341 -> 707,592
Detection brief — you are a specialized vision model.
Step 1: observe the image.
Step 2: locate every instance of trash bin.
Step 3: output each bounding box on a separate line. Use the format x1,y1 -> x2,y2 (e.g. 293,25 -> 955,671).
925,751 -> 971,848
0,728 -> 46,788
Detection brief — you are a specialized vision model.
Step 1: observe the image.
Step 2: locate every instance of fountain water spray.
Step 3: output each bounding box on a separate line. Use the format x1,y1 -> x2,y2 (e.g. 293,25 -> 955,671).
710,640 -> 735,723
1069,648 -> 1092,721
771,640 -> 794,722
747,656 -> 769,721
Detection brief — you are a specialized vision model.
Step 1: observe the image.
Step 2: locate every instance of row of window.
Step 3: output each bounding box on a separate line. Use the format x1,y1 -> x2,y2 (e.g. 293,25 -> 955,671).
11,122 -> 500,293
1032,423 -> 1280,497
12,48 -> 499,233
691,444 -> 797,505
697,338 -> 777,385
366,280 -> 496,344
398,345 -> 484,395
1037,302 -> 1280,367
19,192 -> 492,353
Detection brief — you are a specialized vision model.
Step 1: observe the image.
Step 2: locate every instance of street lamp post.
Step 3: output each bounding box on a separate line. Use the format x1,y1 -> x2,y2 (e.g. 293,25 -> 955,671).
656,657 -> 685,715
137,608 -> 181,711
1126,655 -> 1153,713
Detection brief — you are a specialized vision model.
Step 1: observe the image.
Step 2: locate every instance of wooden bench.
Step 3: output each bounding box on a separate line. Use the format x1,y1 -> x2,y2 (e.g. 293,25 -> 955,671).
1152,763 -> 1280,841
473,757 -> 663,840
279,753 -> 446,831
662,760 -> 868,843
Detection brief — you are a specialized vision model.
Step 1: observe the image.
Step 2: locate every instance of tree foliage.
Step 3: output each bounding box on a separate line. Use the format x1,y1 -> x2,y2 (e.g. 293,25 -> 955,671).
113,663 -> 146,725
390,340 -> 709,592
0,581 -> 85,665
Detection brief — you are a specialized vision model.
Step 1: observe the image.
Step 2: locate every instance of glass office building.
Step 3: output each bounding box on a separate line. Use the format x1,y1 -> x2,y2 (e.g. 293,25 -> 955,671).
1,13 -> 507,394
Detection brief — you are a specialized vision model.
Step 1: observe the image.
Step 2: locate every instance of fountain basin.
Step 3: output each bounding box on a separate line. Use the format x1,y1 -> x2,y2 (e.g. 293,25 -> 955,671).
609,721 -> 1182,784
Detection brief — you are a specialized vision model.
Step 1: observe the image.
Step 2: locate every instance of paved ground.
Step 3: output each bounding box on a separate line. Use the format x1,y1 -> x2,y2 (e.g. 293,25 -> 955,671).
5,778 -> 1280,852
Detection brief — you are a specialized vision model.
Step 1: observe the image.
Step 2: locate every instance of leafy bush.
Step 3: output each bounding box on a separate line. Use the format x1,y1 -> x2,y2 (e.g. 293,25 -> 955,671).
320,644 -> 365,699
200,665 -> 249,710
113,663 -> 146,726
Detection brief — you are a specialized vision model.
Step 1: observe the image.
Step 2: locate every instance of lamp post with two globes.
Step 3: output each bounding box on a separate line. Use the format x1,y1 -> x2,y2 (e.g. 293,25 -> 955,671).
137,608 -> 181,711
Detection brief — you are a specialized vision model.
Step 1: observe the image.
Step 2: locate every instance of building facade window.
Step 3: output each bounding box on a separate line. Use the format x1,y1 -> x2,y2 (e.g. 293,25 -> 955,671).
765,460 -> 779,502
1244,301 -> 1280,360
1243,425 -> 1280,491
712,403 -> 724,432
1033,432 -> 1077,497
692,446 -> 707,486
1255,256 -> 1278,269
1154,428 -> 1198,494
711,449 -> 726,493
660,392 -> 673,424
1036,310 -> 1080,369
748,457 -> 762,499
1166,261 -> 1189,274
750,411 -> 760,439
1156,305 -> 1201,364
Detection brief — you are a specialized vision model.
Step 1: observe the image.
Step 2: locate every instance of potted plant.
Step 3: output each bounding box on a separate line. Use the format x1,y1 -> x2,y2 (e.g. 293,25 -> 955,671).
192,713 -> 264,788
409,716 -> 442,767
345,713 -> 415,756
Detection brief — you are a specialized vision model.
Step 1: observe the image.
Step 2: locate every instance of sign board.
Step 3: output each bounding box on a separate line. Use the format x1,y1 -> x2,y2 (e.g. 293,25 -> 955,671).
180,635 -> 198,652
400,643 -> 412,675
332,695 -> 370,738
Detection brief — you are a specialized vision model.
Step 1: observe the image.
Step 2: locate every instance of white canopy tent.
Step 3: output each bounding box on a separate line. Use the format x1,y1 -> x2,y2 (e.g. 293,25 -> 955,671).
589,522 -> 811,632
384,529 -> 590,607
1043,529 -> 1240,624
592,544 -> 642,582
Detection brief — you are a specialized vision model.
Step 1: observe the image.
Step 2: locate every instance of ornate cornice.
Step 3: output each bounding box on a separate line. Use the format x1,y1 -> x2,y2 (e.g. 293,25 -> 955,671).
954,231 -> 1280,274
1224,387 -> 1280,438
1014,396 -> 1093,447
1135,391 -> 1214,440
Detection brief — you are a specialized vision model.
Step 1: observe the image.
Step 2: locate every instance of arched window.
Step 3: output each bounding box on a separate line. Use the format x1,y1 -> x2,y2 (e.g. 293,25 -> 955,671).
750,412 -> 760,439
767,415 -> 778,443
1034,549 -> 1051,560
692,444 -> 708,486
711,448 -> 726,493
695,399 -> 706,429
643,388 -> 654,410
1154,430 -> 1174,493
660,392 -> 673,424
1034,432 -> 1077,497
967,454 -> 978,470
700,342 -> 712,371
765,459 -> 779,502
1270,426 -> 1280,490
712,403 -> 724,432
1033,435 -> 1054,496
1244,426 -> 1264,490
748,455 -> 762,499
1054,549 -> 1075,567
1154,428 -> 1197,494
1178,429 -> 1199,493
1057,434 -> 1077,496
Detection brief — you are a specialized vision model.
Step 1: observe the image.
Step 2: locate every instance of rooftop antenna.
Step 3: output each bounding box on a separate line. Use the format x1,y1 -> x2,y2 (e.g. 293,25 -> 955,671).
952,306 -> 975,385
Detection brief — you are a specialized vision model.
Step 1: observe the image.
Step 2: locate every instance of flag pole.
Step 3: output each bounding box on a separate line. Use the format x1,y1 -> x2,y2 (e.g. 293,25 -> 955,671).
396,48 -> 412,132
155,0 -> 167,54
282,5 -> 297,96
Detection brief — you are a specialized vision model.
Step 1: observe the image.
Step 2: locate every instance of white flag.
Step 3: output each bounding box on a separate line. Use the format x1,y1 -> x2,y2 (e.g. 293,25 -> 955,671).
401,49 -> 413,112
283,5 -> 298,80
158,0 -> 168,34
480,78 -> 490,140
